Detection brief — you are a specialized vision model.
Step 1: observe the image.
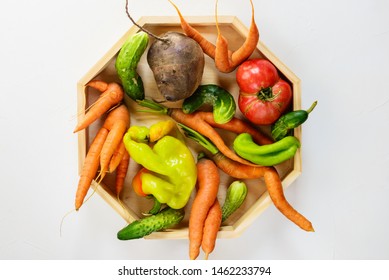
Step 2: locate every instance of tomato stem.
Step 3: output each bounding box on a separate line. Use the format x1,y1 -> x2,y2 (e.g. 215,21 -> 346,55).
258,87 -> 278,101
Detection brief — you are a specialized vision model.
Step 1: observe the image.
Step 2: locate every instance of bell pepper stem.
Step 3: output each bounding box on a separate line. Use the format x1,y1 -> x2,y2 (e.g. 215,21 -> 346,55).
178,123 -> 219,155
144,195 -> 162,215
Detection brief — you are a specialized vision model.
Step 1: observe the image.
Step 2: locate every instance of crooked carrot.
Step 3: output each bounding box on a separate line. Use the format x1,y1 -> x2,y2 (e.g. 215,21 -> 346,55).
74,81 -> 124,133
100,104 -> 130,176
75,127 -> 109,210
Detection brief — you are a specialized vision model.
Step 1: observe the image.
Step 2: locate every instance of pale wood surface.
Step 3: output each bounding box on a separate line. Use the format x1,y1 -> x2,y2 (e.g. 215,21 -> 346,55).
76,16 -> 301,239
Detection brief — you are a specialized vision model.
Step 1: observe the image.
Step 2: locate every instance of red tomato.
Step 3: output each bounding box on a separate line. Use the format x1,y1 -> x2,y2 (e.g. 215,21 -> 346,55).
236,58 -> 293,125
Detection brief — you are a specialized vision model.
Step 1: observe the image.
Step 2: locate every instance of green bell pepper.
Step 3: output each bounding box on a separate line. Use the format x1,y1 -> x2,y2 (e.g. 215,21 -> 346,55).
123,129 -> 197,209
233,133 -> 300,166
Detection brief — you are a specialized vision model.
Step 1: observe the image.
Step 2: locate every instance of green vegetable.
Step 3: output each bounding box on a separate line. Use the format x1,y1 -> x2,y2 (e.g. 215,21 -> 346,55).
182,84 -> 236,124
271,101 -> 317,141
127,125 -> 150,143
123,131 -> 197,209
117,207 -> 185,240
233,133 -> 300,166
115,31 -> 149,101
145,195 -> 162,216
221,181 -> 248,222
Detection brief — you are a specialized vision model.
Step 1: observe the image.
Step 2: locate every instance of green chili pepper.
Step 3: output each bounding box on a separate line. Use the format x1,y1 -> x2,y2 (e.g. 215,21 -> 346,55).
117,207 -> 185,240
182,84 -> 236,124
115,31 -> 149,101
271,101 -> 317,141
123,131 -> 197,209
233,133 -> 300,166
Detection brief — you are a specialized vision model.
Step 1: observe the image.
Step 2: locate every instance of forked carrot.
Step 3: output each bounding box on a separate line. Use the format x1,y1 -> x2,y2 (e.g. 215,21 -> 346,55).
215,0 -> 259,72
100,104 -> 130,176
169,0 -> 259,73
74,81 -> 124,133
201,198 -> 222,260
75,127 -> 109,210
180,124 -> 314,232
189,156 -> 220,260
115,150 -> 130,195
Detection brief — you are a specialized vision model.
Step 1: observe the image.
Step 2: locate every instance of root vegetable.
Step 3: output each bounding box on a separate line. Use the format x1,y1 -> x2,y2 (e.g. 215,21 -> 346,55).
124,1 -> 204,101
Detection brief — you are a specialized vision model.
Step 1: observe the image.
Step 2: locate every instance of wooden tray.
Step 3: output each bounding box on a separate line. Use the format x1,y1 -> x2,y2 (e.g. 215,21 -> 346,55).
76,16 -> 302,239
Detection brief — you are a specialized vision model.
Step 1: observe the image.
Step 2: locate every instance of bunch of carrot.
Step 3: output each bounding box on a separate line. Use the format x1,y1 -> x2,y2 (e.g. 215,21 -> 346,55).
74,80 -> 131,210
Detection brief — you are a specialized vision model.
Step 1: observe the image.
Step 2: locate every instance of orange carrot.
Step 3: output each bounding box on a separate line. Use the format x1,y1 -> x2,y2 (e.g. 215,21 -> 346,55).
263,168 -> 314,232
86,80 -> 109,92
169,0 -> 216,59
212,152 -> 270,179
109,141 -> 126,173
201,198 -> 222,260
115,150 -> 130,196
197,111 -> 273,145
170,109 -> 267,165
100,104 -> 130,176
212,153 -> 314,232
180,124 -> 314,232
170,0 -> 259,73
219,0 -> 259,71
189,157 -> 220,260
74,81 -> 124,133
75,127 -> 109,210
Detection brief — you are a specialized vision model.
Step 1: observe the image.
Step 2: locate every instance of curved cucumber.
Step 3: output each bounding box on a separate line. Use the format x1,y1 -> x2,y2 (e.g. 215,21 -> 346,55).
182,84 -> 236,124
222,181 -> 248,222
117,207 -> 184,240
115,31 -> 149,101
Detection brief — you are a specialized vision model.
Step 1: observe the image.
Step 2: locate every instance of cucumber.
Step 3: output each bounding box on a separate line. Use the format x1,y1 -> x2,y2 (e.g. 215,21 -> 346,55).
221,181 -> 248,222
117,207 -> 185,240
115,31 -> 149,101
182,84 -> 236,124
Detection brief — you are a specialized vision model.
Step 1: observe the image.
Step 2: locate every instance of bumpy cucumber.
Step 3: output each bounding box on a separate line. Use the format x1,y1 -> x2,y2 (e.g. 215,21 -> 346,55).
115,31 -> 149,101
221,181 -> 248,222
182,84 -> 236,124
117,207 -> 185,240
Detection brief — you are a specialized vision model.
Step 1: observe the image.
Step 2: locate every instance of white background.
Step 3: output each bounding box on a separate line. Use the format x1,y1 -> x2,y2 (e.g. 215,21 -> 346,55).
1,0 -> 389,260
